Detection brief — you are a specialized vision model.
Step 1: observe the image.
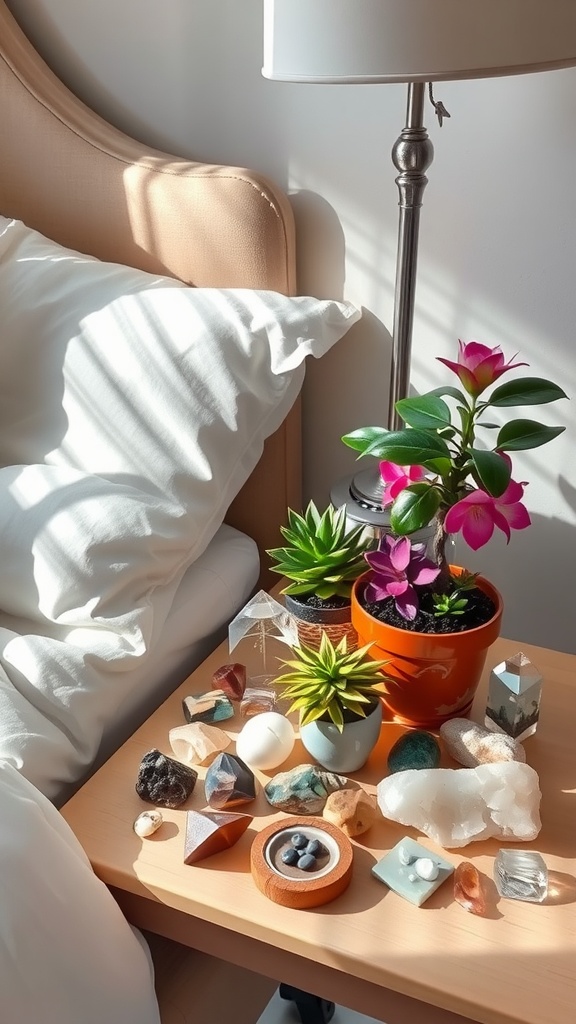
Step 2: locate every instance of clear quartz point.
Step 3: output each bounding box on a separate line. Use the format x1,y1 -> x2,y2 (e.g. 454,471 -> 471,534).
494,849 -> 548,903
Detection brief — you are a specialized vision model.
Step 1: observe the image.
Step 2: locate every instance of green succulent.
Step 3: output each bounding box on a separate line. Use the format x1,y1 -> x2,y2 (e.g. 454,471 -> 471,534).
275,632 -> 390,732
267,501 -> 370,599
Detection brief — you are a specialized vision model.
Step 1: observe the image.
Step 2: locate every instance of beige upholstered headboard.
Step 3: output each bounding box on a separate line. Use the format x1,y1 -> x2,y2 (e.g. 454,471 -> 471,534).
0,2 -> 301,583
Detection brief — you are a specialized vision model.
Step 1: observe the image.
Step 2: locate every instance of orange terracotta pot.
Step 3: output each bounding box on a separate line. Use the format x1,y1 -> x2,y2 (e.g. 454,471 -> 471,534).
351,567 -> 503,729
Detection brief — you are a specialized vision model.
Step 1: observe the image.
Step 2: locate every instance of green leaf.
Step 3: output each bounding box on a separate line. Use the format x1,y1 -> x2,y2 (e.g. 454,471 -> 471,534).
395,395 -> 452,431
389,483 -> 441,534
468,448 -> 511,497
358,428 -> 452,465
488,377 -> 568,407
497,419 -> 566,451
341,426 -> 388,455
427,385 -> 468,403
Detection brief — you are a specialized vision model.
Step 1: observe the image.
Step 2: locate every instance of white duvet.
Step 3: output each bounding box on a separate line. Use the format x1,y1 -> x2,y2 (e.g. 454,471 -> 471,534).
0,760 -> 160,1024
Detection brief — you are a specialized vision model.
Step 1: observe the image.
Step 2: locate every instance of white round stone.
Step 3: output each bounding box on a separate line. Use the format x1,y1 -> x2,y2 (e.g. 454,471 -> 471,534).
133,810 -> 163,838
414,856 -> 439,881
236,712 -> 295,770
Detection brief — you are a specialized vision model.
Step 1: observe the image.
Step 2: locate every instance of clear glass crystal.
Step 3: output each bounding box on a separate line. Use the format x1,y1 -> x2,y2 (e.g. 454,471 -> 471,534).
228,590 -> 297,686
494,849 -> 548,903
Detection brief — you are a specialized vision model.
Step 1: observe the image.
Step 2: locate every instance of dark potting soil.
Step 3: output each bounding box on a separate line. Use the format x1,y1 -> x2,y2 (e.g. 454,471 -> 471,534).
360,584 -> 496,635
295,594 -> 350,610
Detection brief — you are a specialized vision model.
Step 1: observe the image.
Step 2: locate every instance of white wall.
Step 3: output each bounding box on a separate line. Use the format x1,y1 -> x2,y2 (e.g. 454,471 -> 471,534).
7,0 -> 576,653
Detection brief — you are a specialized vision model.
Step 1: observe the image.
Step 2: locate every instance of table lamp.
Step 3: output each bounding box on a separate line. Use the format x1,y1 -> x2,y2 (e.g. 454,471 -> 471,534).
262,0 -> 576,536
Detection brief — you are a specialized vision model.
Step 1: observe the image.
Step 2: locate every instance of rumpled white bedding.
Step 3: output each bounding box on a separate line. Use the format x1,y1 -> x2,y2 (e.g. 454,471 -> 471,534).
0,760 -> 160,1024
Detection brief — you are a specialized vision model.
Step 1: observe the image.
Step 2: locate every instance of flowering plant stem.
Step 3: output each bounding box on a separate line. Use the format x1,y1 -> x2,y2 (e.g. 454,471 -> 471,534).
343,341 -> 567,612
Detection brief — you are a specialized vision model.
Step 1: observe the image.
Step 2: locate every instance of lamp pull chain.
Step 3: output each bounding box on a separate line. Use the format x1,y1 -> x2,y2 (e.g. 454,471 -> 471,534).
428,83 -> 451,127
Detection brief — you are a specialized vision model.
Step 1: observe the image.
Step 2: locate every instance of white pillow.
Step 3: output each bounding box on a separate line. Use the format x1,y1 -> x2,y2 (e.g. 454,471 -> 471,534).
0,216 -> 361,565
0,760 -> 160,1024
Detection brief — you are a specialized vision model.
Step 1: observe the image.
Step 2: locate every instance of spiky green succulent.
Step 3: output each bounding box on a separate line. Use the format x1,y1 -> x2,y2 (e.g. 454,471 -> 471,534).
275,632 -> 389,732
267,501 -> 371,599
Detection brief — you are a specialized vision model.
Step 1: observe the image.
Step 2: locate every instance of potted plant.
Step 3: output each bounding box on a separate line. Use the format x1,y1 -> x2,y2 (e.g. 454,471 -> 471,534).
267,500 -> 371,650
342,339 -> 567,728
275,632 -> 391,772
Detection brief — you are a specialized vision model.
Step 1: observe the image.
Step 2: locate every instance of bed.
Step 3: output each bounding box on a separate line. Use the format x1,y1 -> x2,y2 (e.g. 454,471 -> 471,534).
0,4 -> 360,1022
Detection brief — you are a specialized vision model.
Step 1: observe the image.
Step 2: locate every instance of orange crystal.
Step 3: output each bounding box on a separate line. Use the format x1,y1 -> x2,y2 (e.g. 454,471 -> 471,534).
454,861 -> 486,915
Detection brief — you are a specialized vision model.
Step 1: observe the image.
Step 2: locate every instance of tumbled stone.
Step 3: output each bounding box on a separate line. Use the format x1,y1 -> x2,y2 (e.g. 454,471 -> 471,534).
387,730 -> 441,773
322,788 -> 378,837
182,689 -> 234,724
169,722 -> 231,766
377,762 -> 542,848
240,686 -> 277,717
440,718 -> 526,767
135,749 -> 198,808
133,809 -> 163,838
454,861 -> 487,915
204,752 -> 256,809
212,663 -> 247,701
264,764 -> 348,815
183,809 -> 252,864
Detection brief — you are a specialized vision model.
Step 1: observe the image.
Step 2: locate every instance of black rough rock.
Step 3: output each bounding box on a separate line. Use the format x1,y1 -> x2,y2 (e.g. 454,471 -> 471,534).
136,748 -> 198,808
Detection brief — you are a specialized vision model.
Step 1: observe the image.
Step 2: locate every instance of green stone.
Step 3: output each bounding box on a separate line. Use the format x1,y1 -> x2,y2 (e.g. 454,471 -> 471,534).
387,730 -> 441,773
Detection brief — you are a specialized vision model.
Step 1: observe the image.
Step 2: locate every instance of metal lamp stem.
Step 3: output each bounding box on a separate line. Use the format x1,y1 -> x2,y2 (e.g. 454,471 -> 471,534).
388,82 -> 433,430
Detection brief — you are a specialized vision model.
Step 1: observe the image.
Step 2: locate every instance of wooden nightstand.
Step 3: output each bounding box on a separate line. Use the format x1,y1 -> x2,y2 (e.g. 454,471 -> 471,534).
61,620 -> 576,1024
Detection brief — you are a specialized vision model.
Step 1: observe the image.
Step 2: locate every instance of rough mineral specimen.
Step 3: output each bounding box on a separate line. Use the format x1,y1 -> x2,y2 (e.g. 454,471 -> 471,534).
183,809 -> 252,864
494,848 -> 548,902
454,861 -> 487,915
322,788 -> 378,836
376,762 -> 542,848
264,764 -> 348,815
204,752 -> 256,809
212,663 -> 247,701
135,749 -> 198,808
182,689 -> 234,724
387,730 -> 441,773
169,722 -> 231,766
440,718 -> 526,767
133,809 -> 163,838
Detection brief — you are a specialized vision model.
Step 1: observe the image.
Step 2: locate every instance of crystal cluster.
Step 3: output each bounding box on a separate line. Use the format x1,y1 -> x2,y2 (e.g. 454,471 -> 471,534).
135,749 -> 198,808
377,762 -> 542,848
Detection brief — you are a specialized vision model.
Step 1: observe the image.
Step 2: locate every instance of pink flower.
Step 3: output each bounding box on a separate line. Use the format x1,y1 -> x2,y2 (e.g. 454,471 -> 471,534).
379,461 -> 427,506
444,479 -> 531,550
364,536 -> 440,620
437,340 -> 528,397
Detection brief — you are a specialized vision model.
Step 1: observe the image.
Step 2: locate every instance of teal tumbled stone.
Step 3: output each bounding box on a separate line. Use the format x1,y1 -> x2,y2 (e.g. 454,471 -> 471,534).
387,730 -> 441,773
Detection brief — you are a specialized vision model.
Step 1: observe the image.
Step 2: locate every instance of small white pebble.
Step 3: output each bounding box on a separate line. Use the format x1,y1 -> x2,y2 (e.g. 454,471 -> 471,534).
133,809 -> 163,837
414,856 -> 439,881
398,845 -> 415,866
408,872 -> 418,882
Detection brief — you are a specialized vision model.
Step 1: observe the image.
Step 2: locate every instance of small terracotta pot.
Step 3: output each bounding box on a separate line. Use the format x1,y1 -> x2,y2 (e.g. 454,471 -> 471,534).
284,594 -> 358,651
351,568 -> 503,729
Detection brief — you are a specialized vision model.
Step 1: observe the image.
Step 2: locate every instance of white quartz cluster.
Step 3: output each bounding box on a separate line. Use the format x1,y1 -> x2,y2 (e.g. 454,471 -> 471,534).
377,762 -> 542,848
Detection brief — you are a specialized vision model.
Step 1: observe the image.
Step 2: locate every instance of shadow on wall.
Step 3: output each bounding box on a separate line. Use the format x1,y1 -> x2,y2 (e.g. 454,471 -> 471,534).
452,502 -> 575,656
289,189 -> 394,504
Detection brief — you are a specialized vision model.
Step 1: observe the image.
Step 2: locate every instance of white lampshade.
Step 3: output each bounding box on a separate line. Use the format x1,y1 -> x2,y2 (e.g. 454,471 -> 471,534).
263,0 -> 576,84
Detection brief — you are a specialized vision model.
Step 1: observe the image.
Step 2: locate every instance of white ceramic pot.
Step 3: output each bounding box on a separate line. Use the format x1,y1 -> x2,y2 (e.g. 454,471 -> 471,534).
299,699 -> 383,774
